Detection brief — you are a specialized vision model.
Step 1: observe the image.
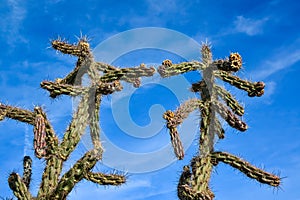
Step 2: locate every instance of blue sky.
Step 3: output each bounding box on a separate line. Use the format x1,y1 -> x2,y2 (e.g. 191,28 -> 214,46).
0,0 -> 300,199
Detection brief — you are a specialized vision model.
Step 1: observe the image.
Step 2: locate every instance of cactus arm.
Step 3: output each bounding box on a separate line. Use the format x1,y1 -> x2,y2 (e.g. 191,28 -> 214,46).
100,63 -> 155,83
51,38 -> 93,85
96,81 -> 123,94
212,53 -> 242,72
84,172 -> 126,185
158,60 -> 205,78
212,100 -> 247,132
51,39 -> 90,57
163,99 -> 204,159
22,156 -> 32,189
40,80 -> 122,98
95,62 -> 141,87
95,62 -> 118,72
170,128 -> 184,160
8,173 -> 32,200
0,104 -> 35,125
33,107 -> 58,158
214,71 -> 265,97
211,117 -> 225,139
214,85 -> 244,116
164,99 -> 204,127
211,152 -> 280,187
40,81 -> 86,98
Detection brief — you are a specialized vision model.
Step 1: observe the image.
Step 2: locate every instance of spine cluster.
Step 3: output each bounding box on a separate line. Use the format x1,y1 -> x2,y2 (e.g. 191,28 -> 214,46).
158,44 -> 280,199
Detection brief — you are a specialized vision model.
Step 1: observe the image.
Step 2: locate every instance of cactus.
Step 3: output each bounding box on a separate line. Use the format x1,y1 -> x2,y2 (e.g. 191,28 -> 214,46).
0,36 -> 155,199
158,43 -> 280,199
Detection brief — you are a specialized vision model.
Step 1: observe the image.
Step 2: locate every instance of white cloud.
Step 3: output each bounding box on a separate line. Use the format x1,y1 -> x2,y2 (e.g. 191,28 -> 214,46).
254,50 -> 300,80
233,16 -> 269,36
116,0 -> 187,27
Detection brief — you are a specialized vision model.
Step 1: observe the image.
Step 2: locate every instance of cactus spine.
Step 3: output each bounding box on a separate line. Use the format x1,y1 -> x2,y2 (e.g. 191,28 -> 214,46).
0,36 -> 155,199
158,43 -> 280,199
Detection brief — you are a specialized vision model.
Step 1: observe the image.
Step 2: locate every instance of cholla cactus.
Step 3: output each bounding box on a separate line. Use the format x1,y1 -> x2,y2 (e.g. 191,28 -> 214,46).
0,36 -> 155,199
158,44 -> 280,199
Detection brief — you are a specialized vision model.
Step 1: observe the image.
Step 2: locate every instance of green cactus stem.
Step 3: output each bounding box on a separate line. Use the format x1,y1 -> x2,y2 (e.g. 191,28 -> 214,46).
84,172 -> 126,185
211,151 -> 280,187
213,85 -> 244,116
158,43 -> 280,199
214,70 -> 265,97
211,100 -> 247,132
0,104 -> 35,124
100,63 -> 155,83
158,60 -> 205,78
95,62 -> 141,87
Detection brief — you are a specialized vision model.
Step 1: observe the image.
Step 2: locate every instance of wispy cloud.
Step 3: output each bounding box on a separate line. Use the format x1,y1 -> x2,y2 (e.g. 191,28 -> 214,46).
252,38 -> 300,80
115,0 -> 188,27
233,16 -> 269,36
146,0 -> 180,14
0,0 -> 27,46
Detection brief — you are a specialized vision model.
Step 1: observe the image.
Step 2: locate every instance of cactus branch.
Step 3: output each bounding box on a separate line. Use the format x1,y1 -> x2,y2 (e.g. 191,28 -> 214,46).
40,81 -> 86,98
33,107 -> 58,158
214,71 -> 265,97
212,53 -> 242,72
95,62 -> 141,87
212,100 -> 247,132
52,39 -> 90,57
0,104 -> 35,125
100,63 -> 155,83
211,152 -> 280,187
214,85 -> 244,116
84,172 -> 126,186
163,99 -> 203,159
158,60 -> 205,78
